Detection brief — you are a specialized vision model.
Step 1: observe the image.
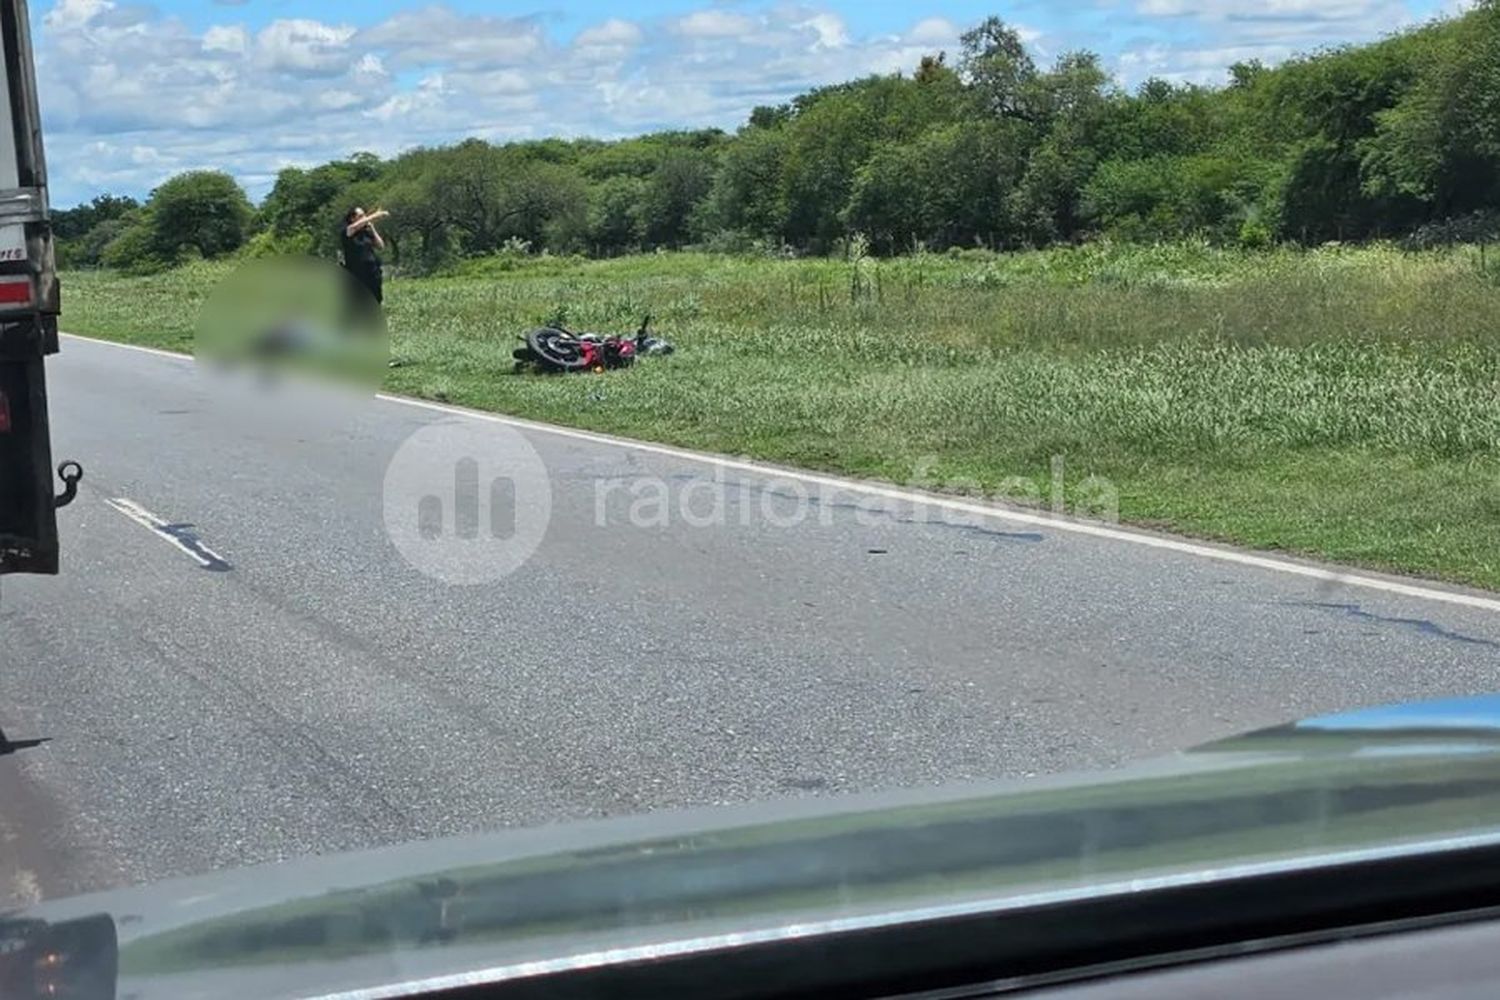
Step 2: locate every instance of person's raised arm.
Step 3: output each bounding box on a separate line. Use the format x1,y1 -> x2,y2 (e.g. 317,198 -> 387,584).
345,209 -> 390,238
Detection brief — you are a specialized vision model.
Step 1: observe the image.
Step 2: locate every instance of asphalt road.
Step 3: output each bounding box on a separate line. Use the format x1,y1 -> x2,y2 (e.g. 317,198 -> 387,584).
4,334 -> 1500,908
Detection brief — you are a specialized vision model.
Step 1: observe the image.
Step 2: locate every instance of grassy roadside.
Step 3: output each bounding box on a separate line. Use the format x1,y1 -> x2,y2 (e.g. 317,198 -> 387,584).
60,244 -> 1500,591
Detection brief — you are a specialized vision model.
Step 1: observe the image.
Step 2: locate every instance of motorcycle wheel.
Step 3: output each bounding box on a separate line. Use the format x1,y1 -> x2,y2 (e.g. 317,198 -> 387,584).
525,328 -> 589,373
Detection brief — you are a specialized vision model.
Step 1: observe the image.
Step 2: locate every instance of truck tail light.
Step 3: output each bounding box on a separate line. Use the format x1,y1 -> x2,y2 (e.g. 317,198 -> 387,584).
0,388 -> 9,432
0,275 -> 31,308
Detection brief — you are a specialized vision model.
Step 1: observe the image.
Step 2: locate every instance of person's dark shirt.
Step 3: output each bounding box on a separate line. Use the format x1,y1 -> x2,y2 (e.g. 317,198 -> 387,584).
341,224 -> 380,274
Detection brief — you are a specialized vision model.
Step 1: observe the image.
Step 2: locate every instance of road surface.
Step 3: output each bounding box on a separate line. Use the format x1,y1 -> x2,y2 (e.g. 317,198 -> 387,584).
4,334 -> 1499,908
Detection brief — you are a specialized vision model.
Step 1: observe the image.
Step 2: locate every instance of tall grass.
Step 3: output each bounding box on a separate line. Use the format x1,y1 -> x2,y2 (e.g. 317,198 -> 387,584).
60,244 -> 1500,588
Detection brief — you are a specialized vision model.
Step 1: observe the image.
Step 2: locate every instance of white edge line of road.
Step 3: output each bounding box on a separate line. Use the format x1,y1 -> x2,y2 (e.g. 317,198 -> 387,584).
61,331 -> 1500,615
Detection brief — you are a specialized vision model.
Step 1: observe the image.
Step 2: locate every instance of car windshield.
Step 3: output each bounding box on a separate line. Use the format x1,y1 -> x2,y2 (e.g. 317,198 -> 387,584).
3,0 -> 1500,994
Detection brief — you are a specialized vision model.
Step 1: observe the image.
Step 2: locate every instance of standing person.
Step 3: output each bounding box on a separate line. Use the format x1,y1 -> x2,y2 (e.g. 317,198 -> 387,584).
340,206 -> 389,313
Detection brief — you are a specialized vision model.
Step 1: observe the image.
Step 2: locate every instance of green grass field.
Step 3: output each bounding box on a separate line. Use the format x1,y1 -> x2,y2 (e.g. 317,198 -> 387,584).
60,243 -> 1500,590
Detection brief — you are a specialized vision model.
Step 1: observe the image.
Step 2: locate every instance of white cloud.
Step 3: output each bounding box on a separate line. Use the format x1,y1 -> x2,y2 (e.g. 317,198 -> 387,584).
367,73 -> 448,124
36,2 -> 401,202
445,68 -> 533,96
358,7 -> 544,69
797,13 -> 849,50
572,17 -> 644,68
1118,42 -> 1302,84
202,25 -> 248,55
673,11 -> 757,38
128,145 -> 166,166
352,52 -> 388,85
43,0 -> 111,32
1138,0 -> 1392,16
254,19 -> 357,76
314,90 -> 364,112
908,18 -> 960,46
1122,0 -> 1424,83
576,18 -> 644,49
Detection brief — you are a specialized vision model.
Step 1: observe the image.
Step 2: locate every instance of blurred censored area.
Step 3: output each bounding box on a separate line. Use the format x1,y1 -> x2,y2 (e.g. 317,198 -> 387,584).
195,256 -> 388,389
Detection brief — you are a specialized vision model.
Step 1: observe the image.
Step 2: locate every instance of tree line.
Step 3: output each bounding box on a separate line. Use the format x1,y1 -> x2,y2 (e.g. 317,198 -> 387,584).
55,2 -> 1500,274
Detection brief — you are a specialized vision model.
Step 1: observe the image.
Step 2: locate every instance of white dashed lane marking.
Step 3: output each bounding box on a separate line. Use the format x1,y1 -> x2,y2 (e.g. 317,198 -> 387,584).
105,497 -> 232,572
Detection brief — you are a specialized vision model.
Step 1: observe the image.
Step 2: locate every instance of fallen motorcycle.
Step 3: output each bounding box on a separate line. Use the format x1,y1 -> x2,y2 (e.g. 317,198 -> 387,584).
512,315 -> 674,375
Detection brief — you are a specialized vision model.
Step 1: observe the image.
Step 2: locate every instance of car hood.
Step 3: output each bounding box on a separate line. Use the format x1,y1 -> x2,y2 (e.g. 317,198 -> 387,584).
12,693 -> 1500,999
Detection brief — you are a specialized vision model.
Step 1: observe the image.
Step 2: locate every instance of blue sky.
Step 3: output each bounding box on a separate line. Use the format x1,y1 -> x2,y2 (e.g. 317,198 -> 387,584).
35,0 -> 1462,207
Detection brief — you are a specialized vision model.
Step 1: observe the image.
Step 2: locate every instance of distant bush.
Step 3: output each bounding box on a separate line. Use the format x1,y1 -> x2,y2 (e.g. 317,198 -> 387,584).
1402,211 -> 1500,250
696,229 -> 763,256
1238,217 -> 1275,249
945,246 -> 1002,263
100,215 -> 169,275
238,229 -> 315,259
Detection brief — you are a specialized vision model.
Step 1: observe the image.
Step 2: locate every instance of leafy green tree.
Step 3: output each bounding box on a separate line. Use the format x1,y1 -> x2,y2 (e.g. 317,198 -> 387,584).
640,150 -> 716,247
369,148 -> 451,271
54,195 -> 141,267
915,52 -> 951,85
537,166 -> 591,253
844,121 -> 1023,251
575,137 -> 666,182
588,175 -> 646,254
101,211 -> 165,274
1083,155 -> 1267,241
53,194 -> 139,241
1255,35 -> 1425,239
1097,80 -> 1222,161
1360,0 -> 1500,218
260,153 -> 382,245
959,16 -> 1042,123
147,170 -> 253,260
500,161 -> 589,250
843,141 -> 934,252
748,105 -> 791,130
74,215 -> 134,266
781,73 -> 964,250
411,142 -> 588,255
1228,60 -> 1268,90
1006,55 -> 1112,243
699,127 -> 788,242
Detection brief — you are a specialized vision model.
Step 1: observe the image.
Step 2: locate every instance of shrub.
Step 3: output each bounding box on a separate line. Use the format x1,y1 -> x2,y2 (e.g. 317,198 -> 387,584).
101,216 -> 170,275
1238,217 -> 1275,249
1402,211 -> 1500,250
238,229 -> 315,259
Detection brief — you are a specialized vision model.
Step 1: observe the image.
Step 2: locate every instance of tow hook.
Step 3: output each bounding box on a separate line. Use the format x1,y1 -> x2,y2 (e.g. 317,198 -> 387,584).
54,460 -> 82,509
